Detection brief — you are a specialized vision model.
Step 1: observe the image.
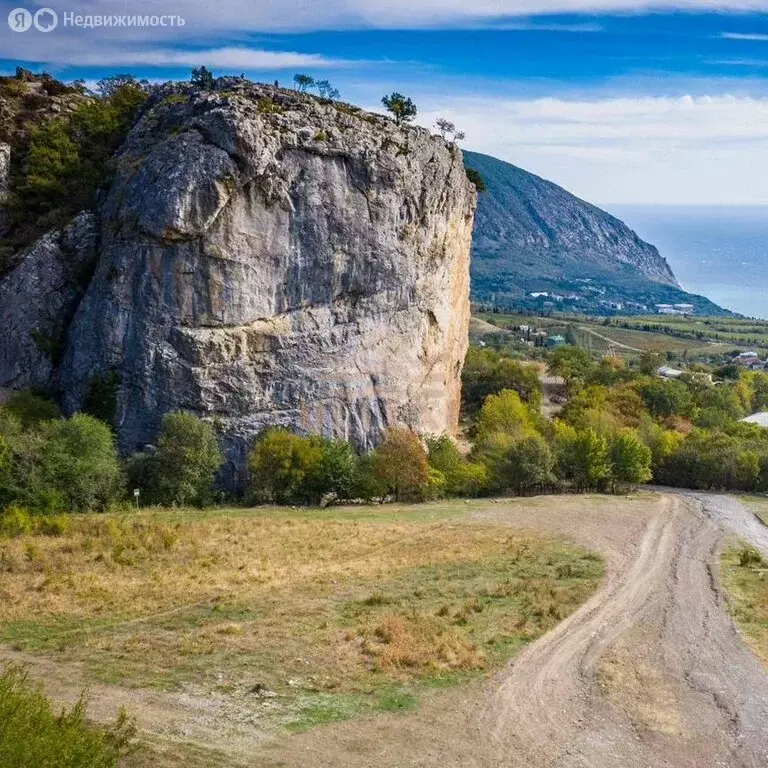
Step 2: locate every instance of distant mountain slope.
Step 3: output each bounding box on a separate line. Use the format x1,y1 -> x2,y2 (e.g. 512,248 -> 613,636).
464,151 -> 731,316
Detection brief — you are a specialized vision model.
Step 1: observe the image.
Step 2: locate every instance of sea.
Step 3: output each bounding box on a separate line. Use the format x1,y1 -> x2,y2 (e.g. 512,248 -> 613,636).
608,206 -> 768,320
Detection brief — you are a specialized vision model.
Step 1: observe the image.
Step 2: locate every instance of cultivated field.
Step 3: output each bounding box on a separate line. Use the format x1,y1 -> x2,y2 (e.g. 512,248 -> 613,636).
474,312 -> 732,358
0,499 -> 605,766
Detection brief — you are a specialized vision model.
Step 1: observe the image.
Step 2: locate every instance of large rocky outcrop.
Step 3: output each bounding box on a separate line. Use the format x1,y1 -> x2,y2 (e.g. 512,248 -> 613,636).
50,82 -> 475,477
0,212 -> 98,391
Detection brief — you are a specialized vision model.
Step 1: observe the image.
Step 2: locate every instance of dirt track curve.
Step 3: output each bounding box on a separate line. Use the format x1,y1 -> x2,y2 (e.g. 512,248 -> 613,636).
3,493 -> 768,767
268,493 -> 768,768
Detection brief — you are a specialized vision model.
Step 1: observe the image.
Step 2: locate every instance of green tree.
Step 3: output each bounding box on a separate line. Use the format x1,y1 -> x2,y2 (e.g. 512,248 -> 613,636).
633,377 -> 694,420
302,438 -> 359,503
609,430 -> 652,490
371,428 -> 429,501
427,435 -> 489,497
96,73 -> 149,99
151,412 -> 223,507
475,389 -> 537,445
293,73 -> 315,92
462,347 -> 542,413
504,434 -> 555,494
4,391 -> 59,428
638,351 -> 664,375
248,428 -> 322,503
381,92 -> 417,125
13,79 -> 147,231
314,79 -> 339,99
548,346 -> 593,387
40,414 -> 122,512
191,66 -> 215,90
465,168 -> 487,192
555,424 -> 610,491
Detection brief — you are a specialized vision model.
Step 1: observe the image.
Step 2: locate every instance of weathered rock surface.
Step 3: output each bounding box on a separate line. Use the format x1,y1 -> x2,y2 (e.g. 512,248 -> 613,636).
55,82 -> 475,476
0,142 -> 9,235
0,211 -> 98,390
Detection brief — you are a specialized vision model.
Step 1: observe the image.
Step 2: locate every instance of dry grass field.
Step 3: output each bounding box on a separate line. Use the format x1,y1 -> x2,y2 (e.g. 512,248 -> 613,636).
0,501 -> 603,754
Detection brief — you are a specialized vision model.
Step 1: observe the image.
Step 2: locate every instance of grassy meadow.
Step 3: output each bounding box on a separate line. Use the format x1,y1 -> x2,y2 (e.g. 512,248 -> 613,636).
721,542 -> 768,665
0,501 -> 603,739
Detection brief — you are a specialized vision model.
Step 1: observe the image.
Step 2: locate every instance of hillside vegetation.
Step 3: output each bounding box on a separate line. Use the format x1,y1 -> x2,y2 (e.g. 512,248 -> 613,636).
465,151 -> 730,316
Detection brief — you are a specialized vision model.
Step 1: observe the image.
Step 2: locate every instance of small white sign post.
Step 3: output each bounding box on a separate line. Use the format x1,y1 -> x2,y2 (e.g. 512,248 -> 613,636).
133,488 -> 140,510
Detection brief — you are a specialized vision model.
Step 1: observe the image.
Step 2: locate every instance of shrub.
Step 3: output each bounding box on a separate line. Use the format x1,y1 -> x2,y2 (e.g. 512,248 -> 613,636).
465,167 -> 486,192
0,664 -> 135,768
0,505 -> 33,537
256,96 -> 282,114
738,546 -> 766,568
34,513 -> 71,536
4,390 -> 59,428
40,414 -> 122,513
248,428 -> 323,503
148,412 -> 223,507
370,428 -> 430,502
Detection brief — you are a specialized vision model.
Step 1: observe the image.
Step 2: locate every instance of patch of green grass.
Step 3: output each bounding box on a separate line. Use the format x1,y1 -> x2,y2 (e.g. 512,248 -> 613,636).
144,499 -> 479,525
742,496 -> 768,527
721,544 -> 768,664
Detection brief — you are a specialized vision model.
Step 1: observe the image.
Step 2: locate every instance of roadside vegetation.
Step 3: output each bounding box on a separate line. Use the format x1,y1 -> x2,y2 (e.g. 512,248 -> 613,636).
0,664 -> 135,767
721,544 -> 768,664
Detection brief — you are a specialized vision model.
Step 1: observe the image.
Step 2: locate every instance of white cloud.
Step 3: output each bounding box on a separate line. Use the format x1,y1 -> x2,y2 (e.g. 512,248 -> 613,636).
412,94 -> 768,204
722,33 -> 768,41
3,0 -> 768,35
36,46 -> 348,70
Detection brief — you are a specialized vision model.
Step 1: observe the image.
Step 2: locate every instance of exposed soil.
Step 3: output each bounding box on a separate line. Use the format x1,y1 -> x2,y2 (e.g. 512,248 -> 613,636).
257,493 -> 768,767
3,492 -> 768,767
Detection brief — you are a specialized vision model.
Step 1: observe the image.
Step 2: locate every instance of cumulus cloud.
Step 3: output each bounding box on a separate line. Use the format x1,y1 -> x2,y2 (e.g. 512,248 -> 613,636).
412,94 -> 768,204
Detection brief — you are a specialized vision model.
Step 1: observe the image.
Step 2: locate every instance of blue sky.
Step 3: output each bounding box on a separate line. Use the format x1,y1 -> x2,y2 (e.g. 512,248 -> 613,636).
3,1 -> 768,204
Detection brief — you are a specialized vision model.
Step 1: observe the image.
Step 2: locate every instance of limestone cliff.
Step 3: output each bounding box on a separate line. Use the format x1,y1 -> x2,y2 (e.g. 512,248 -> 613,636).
36,81 -> 476,476
0,212 -> 97,391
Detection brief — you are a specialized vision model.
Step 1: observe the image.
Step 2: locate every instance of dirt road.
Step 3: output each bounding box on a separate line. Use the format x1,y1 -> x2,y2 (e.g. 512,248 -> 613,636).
268,493 -> 768,768
4,493 -> 768,767
577,325 -> 643,353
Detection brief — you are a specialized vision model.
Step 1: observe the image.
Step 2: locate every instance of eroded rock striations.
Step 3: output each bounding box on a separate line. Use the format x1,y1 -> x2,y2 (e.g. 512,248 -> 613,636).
0,80 -> 475,479
0,212 -> 98,391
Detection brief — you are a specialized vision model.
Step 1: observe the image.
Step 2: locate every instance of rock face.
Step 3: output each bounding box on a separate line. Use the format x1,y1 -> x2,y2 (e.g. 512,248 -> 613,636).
0,142 -> 9,235
54,82 -> 475,478
0,212 -> 98,391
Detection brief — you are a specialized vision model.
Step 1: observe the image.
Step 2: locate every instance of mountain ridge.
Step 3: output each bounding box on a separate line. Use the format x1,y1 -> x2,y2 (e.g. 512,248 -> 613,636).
465,150 -> 732,316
